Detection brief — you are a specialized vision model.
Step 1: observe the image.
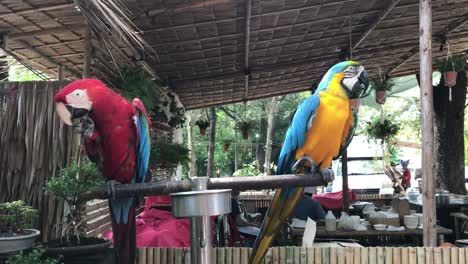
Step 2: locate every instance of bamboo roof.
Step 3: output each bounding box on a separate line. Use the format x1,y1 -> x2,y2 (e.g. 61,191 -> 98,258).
1,0 -> 467,109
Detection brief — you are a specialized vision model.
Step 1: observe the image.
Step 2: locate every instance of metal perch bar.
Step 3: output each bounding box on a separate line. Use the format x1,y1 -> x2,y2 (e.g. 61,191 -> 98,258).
79,173 -> 328,201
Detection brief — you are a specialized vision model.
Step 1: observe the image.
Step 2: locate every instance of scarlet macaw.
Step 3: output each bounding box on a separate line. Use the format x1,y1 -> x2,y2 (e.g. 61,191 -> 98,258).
249,61 -> 369,264
54,79 -> 151,264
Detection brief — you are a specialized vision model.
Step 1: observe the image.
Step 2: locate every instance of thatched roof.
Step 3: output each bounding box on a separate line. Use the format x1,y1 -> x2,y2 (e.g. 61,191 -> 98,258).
1,0 -> 467,109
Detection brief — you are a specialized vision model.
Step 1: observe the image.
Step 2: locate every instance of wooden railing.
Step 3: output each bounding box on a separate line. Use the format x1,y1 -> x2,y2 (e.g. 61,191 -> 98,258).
137,246 -> 468,264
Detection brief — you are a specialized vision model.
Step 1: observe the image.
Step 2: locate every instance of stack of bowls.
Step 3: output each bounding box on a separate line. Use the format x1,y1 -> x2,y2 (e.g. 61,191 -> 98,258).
404,215 -> 418,229
414,213 -> 423,228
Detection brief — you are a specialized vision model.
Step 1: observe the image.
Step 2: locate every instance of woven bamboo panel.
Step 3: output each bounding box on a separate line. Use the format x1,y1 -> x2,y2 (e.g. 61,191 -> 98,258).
0,81 -> 78,242
137,247 -> 468,264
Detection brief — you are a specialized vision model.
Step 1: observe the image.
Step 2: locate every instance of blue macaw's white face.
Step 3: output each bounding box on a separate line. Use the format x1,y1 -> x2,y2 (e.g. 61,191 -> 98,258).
341,65 -> 370,99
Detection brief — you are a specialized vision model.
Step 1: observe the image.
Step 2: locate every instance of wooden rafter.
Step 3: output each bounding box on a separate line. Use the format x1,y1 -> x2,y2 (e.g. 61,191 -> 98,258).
8,24 -> 85,40
14,39 -> 81,78
243,0 -> 252,101
353,0 -> 401,50
0,3 -> 75,19
388,12 -> 468,75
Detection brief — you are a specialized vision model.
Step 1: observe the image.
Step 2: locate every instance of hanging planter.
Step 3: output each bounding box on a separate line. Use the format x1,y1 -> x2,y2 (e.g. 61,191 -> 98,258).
435,54 -> 464,101
223,140 -> 232,152
195,119 -> 210,136
371,73 -> 394,105
236,120 -> 253,140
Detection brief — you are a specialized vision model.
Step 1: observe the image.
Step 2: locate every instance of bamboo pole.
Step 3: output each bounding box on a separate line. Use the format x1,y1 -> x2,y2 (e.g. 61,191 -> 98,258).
83,27 -> 92,78
57,65 -> 64,81
419,0 -> 437,246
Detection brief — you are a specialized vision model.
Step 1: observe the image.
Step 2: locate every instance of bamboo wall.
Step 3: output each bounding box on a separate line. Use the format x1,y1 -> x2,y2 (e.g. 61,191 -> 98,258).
137,247 -> 468,264
0,81 -> 78,242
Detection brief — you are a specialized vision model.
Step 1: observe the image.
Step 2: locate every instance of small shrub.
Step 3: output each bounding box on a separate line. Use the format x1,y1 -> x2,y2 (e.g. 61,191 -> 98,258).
6,249 -> 60,264
0,200 -> 37,235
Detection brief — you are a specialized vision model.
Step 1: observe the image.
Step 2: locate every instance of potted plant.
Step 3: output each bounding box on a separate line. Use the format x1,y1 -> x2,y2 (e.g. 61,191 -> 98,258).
195,119 -> 210,136
223,139 -> 232,152
0,200 -> 39,254
434,55 -> 465,87
236,120 -> 254,140
365,116 -> 399,145
6,249 -> 59,264
44,160 -> 111,262
371,75 -> 394,105
150,139 -> 190,173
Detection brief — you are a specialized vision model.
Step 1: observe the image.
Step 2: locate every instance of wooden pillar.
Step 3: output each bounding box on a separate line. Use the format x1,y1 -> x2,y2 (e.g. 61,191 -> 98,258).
57,65 -> 64,81
419,0 -> 437,246
82,27 -> 92,78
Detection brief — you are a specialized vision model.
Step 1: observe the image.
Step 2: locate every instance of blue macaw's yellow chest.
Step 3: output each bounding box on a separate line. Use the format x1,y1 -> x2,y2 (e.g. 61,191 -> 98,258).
295,77 -> 353,170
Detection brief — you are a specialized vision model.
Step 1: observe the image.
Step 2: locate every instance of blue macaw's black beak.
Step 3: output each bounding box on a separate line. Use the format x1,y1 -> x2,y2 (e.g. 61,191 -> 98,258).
66,105 -> 89,119
350,69 -> 370,99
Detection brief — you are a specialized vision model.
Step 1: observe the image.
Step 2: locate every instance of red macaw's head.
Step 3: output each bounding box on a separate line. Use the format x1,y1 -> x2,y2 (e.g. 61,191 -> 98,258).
54,78 -> 107,125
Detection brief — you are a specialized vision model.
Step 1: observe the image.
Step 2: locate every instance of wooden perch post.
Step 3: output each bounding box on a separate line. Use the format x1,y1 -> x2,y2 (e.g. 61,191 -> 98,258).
419,0 -> 437,246
83,27 -> 92,78
80,173 -> 328,201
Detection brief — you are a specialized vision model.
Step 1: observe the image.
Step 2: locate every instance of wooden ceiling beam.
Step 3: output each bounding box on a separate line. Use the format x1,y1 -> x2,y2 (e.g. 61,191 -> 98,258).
388,13 -> 468,75
8,24 -> 85,40
353,0 -> 401,50
14,39 -> 81,78
0,3 -> 76,19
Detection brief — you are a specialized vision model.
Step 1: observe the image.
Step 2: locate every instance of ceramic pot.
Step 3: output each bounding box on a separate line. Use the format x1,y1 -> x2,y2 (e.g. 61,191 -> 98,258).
0,229 -> 40,254
375,90 -> 387,104
444,71 -> 457,87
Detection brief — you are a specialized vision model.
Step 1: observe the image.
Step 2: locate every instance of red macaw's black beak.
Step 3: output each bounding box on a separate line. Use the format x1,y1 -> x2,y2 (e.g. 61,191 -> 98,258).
55,102 -> 89,125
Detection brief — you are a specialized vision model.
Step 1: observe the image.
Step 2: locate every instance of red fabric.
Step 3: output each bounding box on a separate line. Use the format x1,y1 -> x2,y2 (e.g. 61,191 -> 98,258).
144,195 -> 172,211
401,169 -> 411,186
312,190 -> 357,210
105,196 -> 191,248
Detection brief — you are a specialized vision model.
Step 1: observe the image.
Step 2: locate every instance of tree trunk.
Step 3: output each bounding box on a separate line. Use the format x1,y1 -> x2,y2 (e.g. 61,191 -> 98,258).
186,111 -> 197,177
256,117 -> 267,172
432,71 -> 467,194
264,96 -> 282,175
206,107 -> 217,177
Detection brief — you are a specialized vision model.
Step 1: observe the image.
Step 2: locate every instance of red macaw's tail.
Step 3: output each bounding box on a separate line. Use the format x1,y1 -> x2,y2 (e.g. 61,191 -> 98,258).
109,198 -> 136,264
249,187 -> 303,264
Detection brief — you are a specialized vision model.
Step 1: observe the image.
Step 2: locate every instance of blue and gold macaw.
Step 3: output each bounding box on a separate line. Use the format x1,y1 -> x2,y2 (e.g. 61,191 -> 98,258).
249,61 -> 369,264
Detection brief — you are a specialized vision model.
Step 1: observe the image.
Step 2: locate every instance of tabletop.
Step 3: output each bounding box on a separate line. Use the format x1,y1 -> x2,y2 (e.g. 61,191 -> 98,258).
291,225 -> 452,237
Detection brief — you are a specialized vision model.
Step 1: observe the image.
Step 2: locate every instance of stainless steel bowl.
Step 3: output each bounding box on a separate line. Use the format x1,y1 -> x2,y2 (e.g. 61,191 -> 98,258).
171,189 -> 232,217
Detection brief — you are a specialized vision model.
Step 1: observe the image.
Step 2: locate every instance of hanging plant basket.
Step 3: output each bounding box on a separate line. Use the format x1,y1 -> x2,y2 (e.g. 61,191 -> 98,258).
443,71 -> 457,87
236,121 -> 253,140
375,91 -> 387,104
195,119 -> 210,136
371,76 -> 394,105
223,141 -> 231,152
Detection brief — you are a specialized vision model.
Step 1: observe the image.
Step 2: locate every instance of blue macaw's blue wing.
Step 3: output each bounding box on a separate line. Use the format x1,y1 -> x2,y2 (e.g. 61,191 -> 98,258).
276,94 -> 320,176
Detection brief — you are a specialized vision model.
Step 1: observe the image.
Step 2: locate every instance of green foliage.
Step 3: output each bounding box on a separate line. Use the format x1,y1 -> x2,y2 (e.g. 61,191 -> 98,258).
0,201 -> 37,234
6,249 -> 60,264
434,55 -> 465,72
233,161 -> 262,177
113,68 -> 186,128
151,139 -> 190,169
365,116 -> 400,144
45,161 -> 103,206
45,160 -> 103,243
370,77 -> 394,92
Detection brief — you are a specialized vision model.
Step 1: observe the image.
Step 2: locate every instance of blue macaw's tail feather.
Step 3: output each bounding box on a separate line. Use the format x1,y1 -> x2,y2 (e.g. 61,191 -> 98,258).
136,114 -> 150,184
249,187 -> 304,264
109,199 -> 136,264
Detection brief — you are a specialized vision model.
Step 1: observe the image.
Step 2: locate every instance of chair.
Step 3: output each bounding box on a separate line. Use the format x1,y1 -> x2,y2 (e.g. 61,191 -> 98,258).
451,208 -> 468,241
226,214 -> 256,247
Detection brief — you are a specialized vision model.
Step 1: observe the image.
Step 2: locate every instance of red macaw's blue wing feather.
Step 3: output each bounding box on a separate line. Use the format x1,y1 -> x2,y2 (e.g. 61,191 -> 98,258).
249,94 -> 320,264
132,98 -> 151,184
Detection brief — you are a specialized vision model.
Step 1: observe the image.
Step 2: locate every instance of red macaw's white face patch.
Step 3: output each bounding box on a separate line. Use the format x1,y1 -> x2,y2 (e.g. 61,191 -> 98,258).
55,89 -> 92,125
65,89 -> 92,111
